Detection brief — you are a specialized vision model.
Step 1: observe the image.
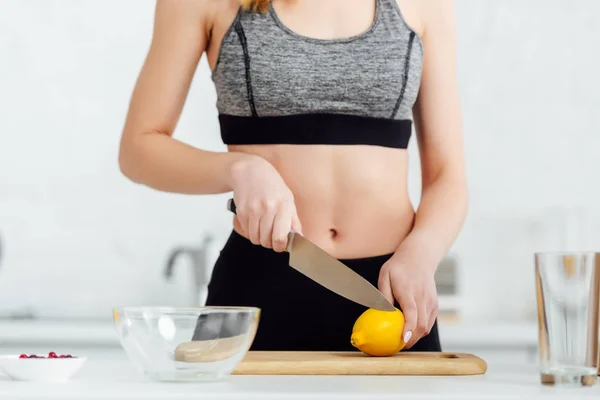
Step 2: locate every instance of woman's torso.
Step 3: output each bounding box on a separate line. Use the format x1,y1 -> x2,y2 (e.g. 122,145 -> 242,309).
206,0 -> 424,258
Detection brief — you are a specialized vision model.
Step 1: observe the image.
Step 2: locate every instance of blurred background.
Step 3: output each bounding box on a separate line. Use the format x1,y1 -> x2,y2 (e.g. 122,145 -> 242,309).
0,0 -> 598,363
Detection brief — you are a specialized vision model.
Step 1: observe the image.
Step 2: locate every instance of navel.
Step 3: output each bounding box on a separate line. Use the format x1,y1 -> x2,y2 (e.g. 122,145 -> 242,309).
329,228 -> 338,239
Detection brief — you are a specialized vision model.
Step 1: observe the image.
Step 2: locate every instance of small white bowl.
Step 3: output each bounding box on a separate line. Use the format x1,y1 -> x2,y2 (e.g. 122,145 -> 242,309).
0,355 -> 87,382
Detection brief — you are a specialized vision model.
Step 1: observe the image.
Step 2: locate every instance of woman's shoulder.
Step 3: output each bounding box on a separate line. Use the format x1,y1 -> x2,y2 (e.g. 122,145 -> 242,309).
395,0 -> 456,41
154,0 -> 239,27
205,0 -> 241,25
394,0 -> 425,40
203,0 -> 242,41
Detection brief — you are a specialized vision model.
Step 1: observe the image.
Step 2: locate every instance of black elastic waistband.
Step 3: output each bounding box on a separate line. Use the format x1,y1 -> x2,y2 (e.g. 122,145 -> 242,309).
223,229 -> 394,273
219,113 -> 412,149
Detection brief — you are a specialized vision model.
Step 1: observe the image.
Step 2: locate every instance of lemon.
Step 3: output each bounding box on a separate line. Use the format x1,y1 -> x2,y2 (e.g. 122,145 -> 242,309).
350,308 -> 406,356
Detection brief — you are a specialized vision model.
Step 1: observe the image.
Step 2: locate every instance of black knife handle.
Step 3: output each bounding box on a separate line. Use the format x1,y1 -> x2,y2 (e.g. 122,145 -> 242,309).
227,198 -> 237,215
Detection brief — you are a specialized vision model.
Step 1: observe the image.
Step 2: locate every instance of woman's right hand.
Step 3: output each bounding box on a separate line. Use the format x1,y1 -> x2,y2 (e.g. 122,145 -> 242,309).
229,155 -> 302,252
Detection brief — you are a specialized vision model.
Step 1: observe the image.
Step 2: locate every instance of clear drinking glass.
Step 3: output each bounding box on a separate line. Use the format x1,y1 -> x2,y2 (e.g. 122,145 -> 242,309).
535,252 -> 600,386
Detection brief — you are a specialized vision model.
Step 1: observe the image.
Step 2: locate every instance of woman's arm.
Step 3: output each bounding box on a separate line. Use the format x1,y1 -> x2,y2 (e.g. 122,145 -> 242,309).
379,0 -> 467,349
118,0 -> 252,194
119,0 -> 303,251
399,0 -> 468,274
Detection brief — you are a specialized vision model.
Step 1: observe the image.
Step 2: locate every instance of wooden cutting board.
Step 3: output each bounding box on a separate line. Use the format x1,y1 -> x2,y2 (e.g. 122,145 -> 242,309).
233,351 -> 487,376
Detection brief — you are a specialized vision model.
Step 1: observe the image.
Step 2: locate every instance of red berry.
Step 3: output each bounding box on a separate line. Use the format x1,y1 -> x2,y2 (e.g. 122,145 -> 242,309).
19,354 -> 27,359
59,355 -> 66,358
48,352 -> 57,358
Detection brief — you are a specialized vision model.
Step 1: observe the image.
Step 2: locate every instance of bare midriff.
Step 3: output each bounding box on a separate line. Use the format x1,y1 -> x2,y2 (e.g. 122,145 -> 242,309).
207,4 -> 416,259
229,144 -> 415,259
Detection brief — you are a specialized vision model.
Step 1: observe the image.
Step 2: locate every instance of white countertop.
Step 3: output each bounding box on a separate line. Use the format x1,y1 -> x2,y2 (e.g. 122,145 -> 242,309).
0,318 -> 539,349
0,358 -> 597,400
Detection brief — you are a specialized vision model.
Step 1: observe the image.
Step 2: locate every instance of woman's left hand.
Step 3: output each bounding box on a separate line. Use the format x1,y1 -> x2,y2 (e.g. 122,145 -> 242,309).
378,254 -> 439,349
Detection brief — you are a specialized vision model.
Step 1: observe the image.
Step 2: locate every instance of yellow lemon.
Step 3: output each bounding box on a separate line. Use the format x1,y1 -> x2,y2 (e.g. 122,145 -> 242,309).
350,308 -> 406,357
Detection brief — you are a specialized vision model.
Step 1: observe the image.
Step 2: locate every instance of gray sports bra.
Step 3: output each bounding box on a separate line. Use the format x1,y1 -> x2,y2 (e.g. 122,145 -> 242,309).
212,0 -> 424,149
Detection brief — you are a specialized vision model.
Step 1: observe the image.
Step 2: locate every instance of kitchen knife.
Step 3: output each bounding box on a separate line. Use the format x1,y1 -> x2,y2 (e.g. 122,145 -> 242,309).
226,198 -> 396,312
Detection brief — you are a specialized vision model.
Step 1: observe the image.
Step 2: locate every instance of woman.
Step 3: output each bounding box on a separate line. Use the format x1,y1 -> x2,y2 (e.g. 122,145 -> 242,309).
119,0 -> 467,352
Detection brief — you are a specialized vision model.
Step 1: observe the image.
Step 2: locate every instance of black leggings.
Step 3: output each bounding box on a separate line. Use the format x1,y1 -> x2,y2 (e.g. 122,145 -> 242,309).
205,230 -> 441,352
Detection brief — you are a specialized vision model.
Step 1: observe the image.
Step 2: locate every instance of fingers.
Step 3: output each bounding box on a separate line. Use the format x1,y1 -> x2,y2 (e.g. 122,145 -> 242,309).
397,297 -> 417,348
259,208 -> 276,249
236,197 -> 300,251
272,206 -> 293,253
377,270 -> 394,305
408,301 -> 428,349
291,212 -> 303,235
274,204 -> 301,252
390,272 -> 417,347
426,298 -> 439,335
247,212 -> 261,245
233,196 -> 249,237
398,294 -> 433,349
386,263 -> 440,350
238,200 -> 265,245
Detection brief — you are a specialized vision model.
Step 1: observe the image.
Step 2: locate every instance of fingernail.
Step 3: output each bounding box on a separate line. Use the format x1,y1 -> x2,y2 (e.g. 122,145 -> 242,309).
403,331 -> 412,343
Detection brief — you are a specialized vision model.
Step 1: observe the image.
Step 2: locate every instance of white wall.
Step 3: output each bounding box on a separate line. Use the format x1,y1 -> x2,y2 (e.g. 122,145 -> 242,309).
0,0 -> 598,320
449,0 -> 600,320
0,0 -> 231,317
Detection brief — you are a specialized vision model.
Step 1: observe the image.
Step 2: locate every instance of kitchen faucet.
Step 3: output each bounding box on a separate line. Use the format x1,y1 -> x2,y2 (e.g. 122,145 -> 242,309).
164,233 -> 215,306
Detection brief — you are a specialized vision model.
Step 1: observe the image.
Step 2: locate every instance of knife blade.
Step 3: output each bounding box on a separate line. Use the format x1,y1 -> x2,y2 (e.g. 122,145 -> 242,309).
227,198 -> 396,312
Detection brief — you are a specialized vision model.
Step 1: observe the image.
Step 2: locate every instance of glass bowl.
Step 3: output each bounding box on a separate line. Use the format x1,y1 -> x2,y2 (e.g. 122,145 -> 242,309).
113,306 -> 260,382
